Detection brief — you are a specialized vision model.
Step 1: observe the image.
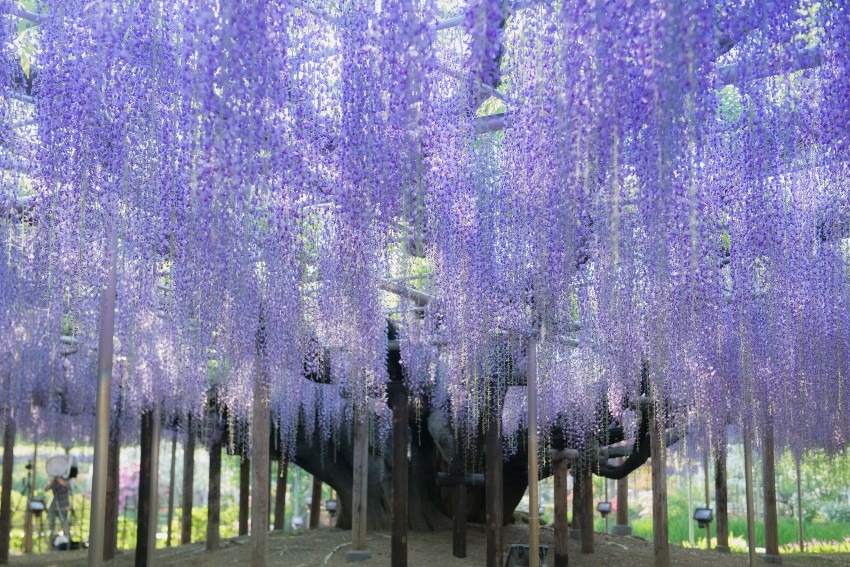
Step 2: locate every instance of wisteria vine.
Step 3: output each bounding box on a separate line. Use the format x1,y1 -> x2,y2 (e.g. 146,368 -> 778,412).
0,0 -> 846,466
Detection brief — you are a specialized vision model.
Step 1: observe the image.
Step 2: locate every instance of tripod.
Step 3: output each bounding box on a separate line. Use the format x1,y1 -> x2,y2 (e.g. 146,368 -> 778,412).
55,500 -> 80,548
18,486 -> 47,552
17,467 -> 47,553
31,505 -> 47,553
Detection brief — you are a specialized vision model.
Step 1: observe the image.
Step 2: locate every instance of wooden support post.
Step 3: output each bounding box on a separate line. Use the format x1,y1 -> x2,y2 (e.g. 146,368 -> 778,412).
553,457 -> 569,567
22,441 -> 34,554
104,426 -> 120,561
571,472 -> 582,533
446,420 -> 468,560
435,471 -> 481,559
310,477 -> 322,529
795,456 -> 804,552
703,451 -> 711,549
0,417 -> 15,565
351,406 -> 369,551
743,431 -> 757,567
702,449 -> 711,550
687,457 -> 694,547
452,482 -> 467,559
650,406 -> 669,567
715,446 -> 729,552
250,371 -> 270,567
207,435 -> 222,550
166,430 -> 177,547
527,336 -> 540,567
136,409 -> 159,567
762,424 -> 781,564
88,227 -> 118,567
616,475 -> 628,526
148,408 -> 161,563
613,458 -> 631,535
485,405 -> 503,567
239,457 -> 250,536
180,420 -> 195,545
616,479 -> 628,529
274,460 -> 288,531
292,467 -> 301,525
268,458 -> 273,521
581,465 -> 593,554
390,381 -> 409,567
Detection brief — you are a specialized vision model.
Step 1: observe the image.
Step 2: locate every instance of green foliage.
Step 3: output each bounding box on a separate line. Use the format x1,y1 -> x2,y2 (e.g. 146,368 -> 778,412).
821,502 -> 850,524
115,504 -> 244,550
477,96 -> 505,117
15,1 -> 40,78
793,1 -> 824,48
717,85 -> 743,122
784,540 -> 850,554
628,511 -> 850,553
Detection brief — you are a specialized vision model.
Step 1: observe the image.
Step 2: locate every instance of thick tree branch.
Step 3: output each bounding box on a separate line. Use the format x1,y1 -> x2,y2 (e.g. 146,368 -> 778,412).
378,279 -> 432,307
716,46 -> 823,87
8,7 -> 40,25
3,91 -> 34,105
433,1 -> 531,32
594,427 -> 682,480
437,64 -> 506,102
475,112 -> 507,135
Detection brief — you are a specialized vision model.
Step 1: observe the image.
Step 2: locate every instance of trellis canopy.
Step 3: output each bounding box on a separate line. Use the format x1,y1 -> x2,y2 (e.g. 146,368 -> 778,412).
0,0 -> 847,459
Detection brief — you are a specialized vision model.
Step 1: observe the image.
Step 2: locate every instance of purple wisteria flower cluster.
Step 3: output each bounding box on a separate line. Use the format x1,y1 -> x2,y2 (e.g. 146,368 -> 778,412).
0,0 -> 846,461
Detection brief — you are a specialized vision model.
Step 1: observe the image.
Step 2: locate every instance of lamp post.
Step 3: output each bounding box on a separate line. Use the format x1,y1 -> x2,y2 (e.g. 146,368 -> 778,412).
325,499 -> 337,525
597,500 -> 612,535
694,506 -> 713,549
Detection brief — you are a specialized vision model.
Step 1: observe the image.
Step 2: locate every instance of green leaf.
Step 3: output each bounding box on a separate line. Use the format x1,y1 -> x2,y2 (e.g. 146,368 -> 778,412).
21,51 -> 30,78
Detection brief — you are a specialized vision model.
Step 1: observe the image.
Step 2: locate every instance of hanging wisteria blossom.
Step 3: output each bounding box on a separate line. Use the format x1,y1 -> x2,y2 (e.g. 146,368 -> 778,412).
0,1 -> 846,532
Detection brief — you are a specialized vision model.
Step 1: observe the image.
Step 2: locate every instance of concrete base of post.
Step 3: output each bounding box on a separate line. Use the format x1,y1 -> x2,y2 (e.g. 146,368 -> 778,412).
611,524 -> 632,536
762,554 -> 783,564
346,550 -> 372,563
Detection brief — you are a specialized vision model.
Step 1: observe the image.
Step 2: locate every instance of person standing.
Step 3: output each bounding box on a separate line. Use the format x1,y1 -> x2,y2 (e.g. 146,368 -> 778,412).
46,476 -> 71,543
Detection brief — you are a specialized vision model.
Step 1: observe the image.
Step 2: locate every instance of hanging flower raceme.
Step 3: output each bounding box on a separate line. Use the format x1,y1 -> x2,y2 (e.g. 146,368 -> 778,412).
0,0 -> 848,459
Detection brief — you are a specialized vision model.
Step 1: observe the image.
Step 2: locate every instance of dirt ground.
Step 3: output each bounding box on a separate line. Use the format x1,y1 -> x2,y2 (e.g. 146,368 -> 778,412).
9,524 -> 850,567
